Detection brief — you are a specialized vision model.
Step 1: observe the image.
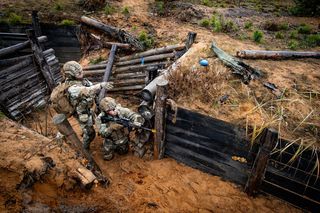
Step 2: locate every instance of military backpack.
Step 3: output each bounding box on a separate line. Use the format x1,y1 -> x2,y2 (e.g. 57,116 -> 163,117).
50,82 -> 75,117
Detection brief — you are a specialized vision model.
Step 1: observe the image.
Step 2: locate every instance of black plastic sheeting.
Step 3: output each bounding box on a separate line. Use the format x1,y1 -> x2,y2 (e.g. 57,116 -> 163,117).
164,107 -> 320,212
0,23 -> 81,63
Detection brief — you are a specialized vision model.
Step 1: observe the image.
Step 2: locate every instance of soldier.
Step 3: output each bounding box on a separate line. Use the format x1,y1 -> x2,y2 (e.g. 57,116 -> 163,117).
96,97 -> 145,160
51,61 -> 113,150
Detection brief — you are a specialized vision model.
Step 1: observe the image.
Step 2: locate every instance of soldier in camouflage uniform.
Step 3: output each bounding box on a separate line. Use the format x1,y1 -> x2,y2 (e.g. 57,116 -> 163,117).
62,61 -> 113,150
96,97 -> 145,160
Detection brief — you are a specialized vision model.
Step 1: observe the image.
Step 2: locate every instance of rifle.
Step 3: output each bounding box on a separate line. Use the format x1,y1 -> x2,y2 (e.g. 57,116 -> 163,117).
101,115 -> 156,133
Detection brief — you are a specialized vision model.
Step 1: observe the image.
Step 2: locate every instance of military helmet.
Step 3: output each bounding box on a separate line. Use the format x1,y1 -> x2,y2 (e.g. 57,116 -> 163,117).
100,97 -> 117,112
63,61 -> 83,78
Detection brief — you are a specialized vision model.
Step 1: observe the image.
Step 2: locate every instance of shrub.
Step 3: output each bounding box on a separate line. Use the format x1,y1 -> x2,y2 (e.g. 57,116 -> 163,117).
54,3 -> 63,11
210,15 -> 222,32
288,40 -> 298,50
253,30 -> 263,43
244,21 -> 253,29
200,19 -> 210,27
224,19 -> 238,32
298,24 -> 312,34
279,23 -> 289,31
8,13 -> 22,25
264,21 -> 280,31
104,4 -> 115,15
202,0 -> 212,7
90,56 -> 104,64
306,34 -> 320,47
289,30 -> 299,39
155,1 -> 165,15
275,32 -> 284,39
290,0 -> 320,16
122,6 -> 130,16
138,31 -> 154,48
60,19 -> 75,26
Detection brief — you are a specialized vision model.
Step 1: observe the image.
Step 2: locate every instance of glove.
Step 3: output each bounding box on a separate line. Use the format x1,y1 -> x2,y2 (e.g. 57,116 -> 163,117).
101,82 -> 114,90
133,122 -> 142,127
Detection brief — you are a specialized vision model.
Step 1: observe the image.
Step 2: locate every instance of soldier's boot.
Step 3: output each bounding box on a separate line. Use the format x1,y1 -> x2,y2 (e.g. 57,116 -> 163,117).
103,138 -> 115,161
83,126 -> 96,150
115,138 -> 129,155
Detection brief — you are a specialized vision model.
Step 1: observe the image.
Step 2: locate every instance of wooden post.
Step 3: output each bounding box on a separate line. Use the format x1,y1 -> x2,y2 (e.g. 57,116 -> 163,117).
26,29 -> 56,92
185,32 -> 197,50
52,114 -> 109,186
98,44 -> 117,103
32,11 -> 42,37
245,128 -> 278,196
154,79 -> 168,160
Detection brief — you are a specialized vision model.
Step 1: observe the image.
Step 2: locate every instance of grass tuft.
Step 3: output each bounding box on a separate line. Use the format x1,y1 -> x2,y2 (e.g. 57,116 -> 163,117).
253,30 -> 263,43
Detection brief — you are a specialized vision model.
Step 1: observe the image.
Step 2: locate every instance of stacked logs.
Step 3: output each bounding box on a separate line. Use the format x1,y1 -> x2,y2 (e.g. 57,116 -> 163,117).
83,44 -> 185,93
0,35 -> 62,120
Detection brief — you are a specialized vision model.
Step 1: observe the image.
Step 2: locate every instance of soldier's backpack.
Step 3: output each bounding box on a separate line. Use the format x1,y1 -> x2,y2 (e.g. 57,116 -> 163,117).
50,82 -> 75,117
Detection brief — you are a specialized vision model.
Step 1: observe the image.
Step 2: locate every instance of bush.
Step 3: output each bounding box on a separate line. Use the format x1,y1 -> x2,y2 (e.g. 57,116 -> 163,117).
275,32 -> 284,39
122,6 -> 130,16
224,19 -> 238,32
138,31 -> 154,48
244,21 -> 253,29
60,19 -> 75,26
298,24 -> 312,34
8,13 -> 22,25
290,30 -> 299,39
279,23 -> 289,31
104,4 -> 115,15
306,34 -> 320,47
54,3 -> 63,11
290,0 -> 320,16
288,40 -> 299,50
155,1 -> 165,15
253,30 -> 263,43
200,19 -> 210,27
202,0 -> 212,7
210,15 -> 222,32
90,56 -> 104,64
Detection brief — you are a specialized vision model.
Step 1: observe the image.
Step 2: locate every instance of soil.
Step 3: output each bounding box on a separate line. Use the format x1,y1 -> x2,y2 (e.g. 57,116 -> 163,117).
0,117 -> 299,212
1,0 -> 319,212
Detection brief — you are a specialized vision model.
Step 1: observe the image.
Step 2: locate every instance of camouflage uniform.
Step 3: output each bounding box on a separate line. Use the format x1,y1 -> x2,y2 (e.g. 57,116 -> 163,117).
62,61 -> 113,150
96,97 -> 144,160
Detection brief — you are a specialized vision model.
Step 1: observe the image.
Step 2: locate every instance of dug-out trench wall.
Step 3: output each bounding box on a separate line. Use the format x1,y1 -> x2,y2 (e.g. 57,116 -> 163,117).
164,107 -> 320,212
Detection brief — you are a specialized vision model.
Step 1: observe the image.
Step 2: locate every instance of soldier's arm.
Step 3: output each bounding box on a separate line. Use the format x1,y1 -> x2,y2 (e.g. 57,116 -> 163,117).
96,112 -> 110,137
117,106 -> 145,125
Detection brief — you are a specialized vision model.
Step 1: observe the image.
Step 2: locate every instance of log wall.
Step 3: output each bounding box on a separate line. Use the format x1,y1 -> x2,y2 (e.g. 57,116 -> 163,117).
164,107 -> 320,212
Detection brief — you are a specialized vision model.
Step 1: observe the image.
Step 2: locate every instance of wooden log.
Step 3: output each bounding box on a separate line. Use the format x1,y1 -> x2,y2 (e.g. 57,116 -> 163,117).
26,29 -> 56,91
154,79 -> 168,159
112,72 -> 146,80
43,48 -> 55,56
74,165 -> 97,187
237,50 -> 320,60
116,52 -> 175,67
52,114 -> 109,186
108,84 -> 145,92
81,16 -> 143,51
113,78 -> 146,86
32,11 -> 42,37
245,128 -> 278,196
83,64 -> 107,71
185,32 -> 197,50
98,44 -> 117,103
211,42 -> 262,84
119,44 -> 185,62
0,36 -> 47,58
104,42 -> 130,49
0,57 -> 33,75
0,54 -> 33,66
0,32 -> 26,37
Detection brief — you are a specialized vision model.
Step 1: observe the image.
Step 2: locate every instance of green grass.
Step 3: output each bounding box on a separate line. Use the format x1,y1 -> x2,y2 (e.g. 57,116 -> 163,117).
104,4 -> 115,15
290,30 -> 299,39
279,23 -> 289,31
8,13 -> 22,25
138,31 -> 154,48
54,3 -> 63,11
60,19 -> 75,26
306,34 -> 320,47
90,56 -> 104,64
244,21 -> 253,29
253,30 -> 263,43
0,111 -> 5,119
122,6 -> 130,16
288,40 -> 299,50
275,32 -> 284,39
200,19 -> 210,27
155,1 -> 165,15
298,24 -> 312,34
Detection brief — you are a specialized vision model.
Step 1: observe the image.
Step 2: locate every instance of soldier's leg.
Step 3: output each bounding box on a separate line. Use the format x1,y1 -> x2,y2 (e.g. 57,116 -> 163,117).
103,138 -> 115,161
78,112 -> 95,150
113,128 -> 129,155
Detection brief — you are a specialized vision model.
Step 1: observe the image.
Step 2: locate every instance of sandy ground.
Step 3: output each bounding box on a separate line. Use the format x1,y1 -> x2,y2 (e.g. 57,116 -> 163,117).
0,116 -> 300,212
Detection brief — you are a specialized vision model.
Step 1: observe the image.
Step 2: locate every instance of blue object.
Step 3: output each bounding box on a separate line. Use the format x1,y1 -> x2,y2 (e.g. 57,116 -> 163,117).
141,57 -> 145,65
199,59 -> 209,67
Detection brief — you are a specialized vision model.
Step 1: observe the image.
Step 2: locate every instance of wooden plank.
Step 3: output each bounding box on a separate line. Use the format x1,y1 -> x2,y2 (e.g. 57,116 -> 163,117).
261,180 -> 320,212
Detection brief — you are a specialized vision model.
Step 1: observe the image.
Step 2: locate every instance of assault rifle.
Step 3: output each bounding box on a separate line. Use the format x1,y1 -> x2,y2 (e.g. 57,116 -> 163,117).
101,115 -> 156,133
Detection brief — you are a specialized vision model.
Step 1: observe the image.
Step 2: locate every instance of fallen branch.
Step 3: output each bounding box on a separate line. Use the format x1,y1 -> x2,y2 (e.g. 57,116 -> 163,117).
116,52 -> 175,67
237,50 -> 320,60
211,42 -> 262,84
81,16 -> 143,51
